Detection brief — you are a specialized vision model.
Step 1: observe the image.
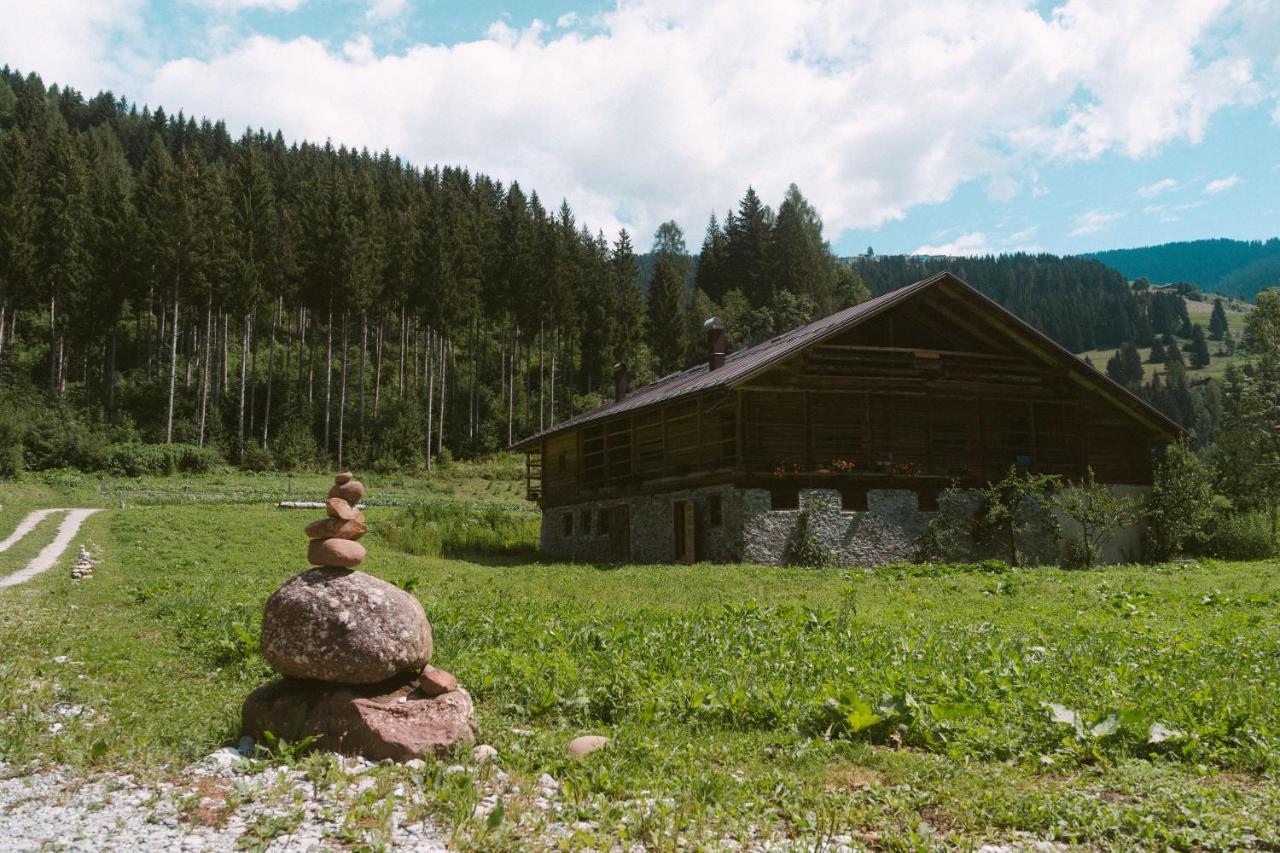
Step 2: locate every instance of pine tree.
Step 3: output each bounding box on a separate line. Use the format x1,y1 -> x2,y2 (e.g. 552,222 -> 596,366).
1105,341 -> 1144,387
610,229 -> 645,376
694,213 -> 729,303
1209,297 -> 1228,340
1189,323 -> 1211,369
646,221 -> 689,375
726,187 -> 771,307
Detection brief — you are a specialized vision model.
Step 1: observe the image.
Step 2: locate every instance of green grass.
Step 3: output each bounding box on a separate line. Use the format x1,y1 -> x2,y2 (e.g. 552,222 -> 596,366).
1,467 -> 1278,849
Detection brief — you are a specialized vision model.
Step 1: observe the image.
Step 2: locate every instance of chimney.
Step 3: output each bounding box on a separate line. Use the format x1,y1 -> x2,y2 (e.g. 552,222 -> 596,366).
613,362 -> 629,402
704,316 -> 727,371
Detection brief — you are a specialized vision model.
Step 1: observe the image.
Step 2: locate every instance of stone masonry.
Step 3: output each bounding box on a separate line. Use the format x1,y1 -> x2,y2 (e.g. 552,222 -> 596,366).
540,484 -> 1150,567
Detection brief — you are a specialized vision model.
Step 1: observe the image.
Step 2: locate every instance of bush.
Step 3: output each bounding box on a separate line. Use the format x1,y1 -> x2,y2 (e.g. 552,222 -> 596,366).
241,444 -> 274,472
1205,511 -> 1277,559
105,442 -> 223,477
0,416 -> 24,478
787,510 -> 838,568
1144,441 -> 1215,560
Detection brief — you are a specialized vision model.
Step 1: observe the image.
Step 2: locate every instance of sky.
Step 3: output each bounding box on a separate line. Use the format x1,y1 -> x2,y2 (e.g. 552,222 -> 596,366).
2,0 -> 1278,258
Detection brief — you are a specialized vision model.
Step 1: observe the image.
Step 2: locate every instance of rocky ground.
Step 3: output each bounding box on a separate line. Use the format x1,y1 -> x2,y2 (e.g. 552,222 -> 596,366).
0,746 -> 449,852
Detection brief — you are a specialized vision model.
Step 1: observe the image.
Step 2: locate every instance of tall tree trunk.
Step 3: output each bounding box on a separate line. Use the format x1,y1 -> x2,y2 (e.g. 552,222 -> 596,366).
0,299 -> 7,363
425,326 -> 435,472
248,310 -> 259,437
262,299 -> 279,449
438,336 -> 447,457
164,281 -> 180,444
323,305 -> 333,457
198,298 -> 212,447
237,312 -> 250,462
549,322 -> 557,426
508,326 -> 517,447
48,294 -> 57,393
106,327 -> 117,420
359,312 -> 368,434
374,314 -> 384,416
398,303 -> 406,396
538,318 -> 545,432
337,312 -> 349,469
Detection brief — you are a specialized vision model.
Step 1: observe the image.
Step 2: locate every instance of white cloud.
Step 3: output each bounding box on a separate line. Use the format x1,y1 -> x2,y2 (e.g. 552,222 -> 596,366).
365,0 -> 408,23
1070,208 -> 1123,236
0,0 -> 147,94
913,228 -> 1041,256
183,0 -> 309,10
1204,174 -> 1241,193
1137,177 -> 1179,197
6,0 -> 1279,245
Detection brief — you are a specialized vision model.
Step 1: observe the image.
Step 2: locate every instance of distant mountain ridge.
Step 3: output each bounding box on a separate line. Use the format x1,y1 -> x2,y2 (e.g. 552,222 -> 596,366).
1082,238 -> 1280,300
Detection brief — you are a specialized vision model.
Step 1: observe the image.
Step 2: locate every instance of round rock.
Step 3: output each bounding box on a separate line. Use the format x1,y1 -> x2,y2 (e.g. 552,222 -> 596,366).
326,497 -> 363,521
567,735 -> 609,757
261,567 -> 432,683
305,517 -> 368,541
328,480 -> 365,505
334,471 -> 354,485
308,538 -> 366,568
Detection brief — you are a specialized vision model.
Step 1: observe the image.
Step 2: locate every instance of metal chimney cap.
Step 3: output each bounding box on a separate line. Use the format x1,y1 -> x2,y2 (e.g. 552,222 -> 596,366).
703,316 -> 724,331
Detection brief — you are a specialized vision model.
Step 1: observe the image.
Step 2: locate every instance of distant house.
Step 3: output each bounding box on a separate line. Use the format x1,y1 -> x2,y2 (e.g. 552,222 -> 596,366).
512,273 -> 1182,566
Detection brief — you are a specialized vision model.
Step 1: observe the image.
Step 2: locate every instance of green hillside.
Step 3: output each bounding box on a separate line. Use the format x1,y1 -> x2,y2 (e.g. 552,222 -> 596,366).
1084,238 -> 1280,300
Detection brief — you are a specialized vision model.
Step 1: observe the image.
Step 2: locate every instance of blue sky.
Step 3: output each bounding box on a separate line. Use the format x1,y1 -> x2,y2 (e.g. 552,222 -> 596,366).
3,0 -> 1278,257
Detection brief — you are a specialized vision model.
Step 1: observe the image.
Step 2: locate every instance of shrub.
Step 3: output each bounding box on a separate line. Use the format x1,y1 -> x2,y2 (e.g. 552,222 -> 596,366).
1205,511 -> 1277,559
241,444 -> 274,472
1144,441 -> 1215,560
787,510 -> 838,568
1054,468 -> 1140,567
0,415 -> 24,478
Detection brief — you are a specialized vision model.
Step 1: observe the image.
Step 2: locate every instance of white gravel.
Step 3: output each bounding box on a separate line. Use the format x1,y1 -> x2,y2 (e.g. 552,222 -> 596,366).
0,756 -> 448,852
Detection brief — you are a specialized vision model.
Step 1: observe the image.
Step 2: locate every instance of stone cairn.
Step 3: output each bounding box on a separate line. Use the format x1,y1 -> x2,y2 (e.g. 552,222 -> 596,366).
70,545 -> 96,580
241,472 -> 476,761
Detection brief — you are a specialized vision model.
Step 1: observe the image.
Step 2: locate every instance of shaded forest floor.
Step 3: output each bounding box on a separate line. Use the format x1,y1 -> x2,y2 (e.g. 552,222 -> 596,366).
1,462 -> 1278,849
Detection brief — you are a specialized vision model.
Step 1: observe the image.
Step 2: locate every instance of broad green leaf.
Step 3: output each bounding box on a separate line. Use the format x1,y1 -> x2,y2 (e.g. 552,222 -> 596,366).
1148,722 -> 1184,744
932,702 -> 981,721
1090,714 -> 1121,738
844,699 -> 884,733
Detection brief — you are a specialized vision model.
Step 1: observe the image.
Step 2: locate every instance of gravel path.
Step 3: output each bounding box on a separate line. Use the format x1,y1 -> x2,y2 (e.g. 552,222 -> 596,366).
0,509 -> 100,589
0,753 -> 449,852
0,509 -> 62,553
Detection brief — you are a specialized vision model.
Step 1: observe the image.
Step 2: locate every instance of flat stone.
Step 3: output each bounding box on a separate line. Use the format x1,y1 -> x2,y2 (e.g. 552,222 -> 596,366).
260,568 -> 432,683
325,498 -> 364,522
307,538 -> 366,568
567,735 -> 609,757
328,481 -> 365,505
417,667 -> 459,697
334,471 -> 354,486
304,517 -> 369,541
241,677 -> 476,762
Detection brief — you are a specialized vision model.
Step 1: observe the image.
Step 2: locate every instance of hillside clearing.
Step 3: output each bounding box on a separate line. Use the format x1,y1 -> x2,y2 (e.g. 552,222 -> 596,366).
0,469 -> 1278,849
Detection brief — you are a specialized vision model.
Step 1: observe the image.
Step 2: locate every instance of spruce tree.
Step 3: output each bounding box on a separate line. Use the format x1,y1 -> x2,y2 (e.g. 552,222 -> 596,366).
1189,323 -> 1211,369
1147,340 -> 1166,364
694,213 -> 729,303
1209,297 -> 1228,340
768,183 -> 835,315
646,221 -> 689,375
1105,341 -> 1143,387
726,187 -> 771,307
610,229 -> 645,375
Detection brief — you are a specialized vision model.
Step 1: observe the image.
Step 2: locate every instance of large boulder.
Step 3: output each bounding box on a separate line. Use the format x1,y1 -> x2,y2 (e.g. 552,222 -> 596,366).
241,675 -> 476,761
261,568 -> 432,683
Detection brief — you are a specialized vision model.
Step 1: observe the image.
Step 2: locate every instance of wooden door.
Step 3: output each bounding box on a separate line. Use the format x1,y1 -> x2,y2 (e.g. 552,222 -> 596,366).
673,499 -> 696,564
608,506 -> 630,563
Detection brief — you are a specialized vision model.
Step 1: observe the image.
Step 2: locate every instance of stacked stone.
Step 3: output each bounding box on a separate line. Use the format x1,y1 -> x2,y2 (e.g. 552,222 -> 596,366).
70,545 -> 95,580
241,472 -> 476,762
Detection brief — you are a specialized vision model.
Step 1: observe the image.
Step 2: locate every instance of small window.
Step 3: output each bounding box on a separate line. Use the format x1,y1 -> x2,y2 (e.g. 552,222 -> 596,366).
597,508 -> 610,535
562,512 -> 573,537
581,509 -> 592,534
840,487 -> 868,512
917,490 -> 939,512
708,494 -> 723,528
769,486 -> 800,511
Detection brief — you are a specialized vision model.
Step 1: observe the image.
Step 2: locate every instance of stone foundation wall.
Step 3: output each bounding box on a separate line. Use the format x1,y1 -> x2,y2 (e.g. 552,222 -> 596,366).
540,485 -> 743,563
742,487 -> 933,567
541,483 -> 1151,567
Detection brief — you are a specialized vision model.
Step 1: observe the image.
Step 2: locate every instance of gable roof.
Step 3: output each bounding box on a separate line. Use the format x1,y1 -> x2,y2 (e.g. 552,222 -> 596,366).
511,272 -> 1183,450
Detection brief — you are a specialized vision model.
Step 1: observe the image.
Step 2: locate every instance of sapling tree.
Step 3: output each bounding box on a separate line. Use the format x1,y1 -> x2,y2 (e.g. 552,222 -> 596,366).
1144,440 -> 1215,560
975,466 -> 1062,567
1055,467 -> 1140,567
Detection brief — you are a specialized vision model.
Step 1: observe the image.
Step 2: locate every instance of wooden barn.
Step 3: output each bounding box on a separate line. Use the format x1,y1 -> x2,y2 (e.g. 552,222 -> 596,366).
512,272 -> 1182,566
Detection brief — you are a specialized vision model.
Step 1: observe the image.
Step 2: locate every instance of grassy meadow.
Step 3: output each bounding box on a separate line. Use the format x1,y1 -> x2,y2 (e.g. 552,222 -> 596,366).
1,463 -> 1279,849
1078,293 -> 1252,382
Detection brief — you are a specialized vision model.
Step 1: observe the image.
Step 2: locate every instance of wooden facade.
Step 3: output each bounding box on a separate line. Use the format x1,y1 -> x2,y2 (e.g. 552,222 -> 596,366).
516,274 -> 1181,509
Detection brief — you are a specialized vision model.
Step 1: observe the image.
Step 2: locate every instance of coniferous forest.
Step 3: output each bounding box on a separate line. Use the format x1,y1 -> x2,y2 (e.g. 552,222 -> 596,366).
0,67 -> 1260,476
